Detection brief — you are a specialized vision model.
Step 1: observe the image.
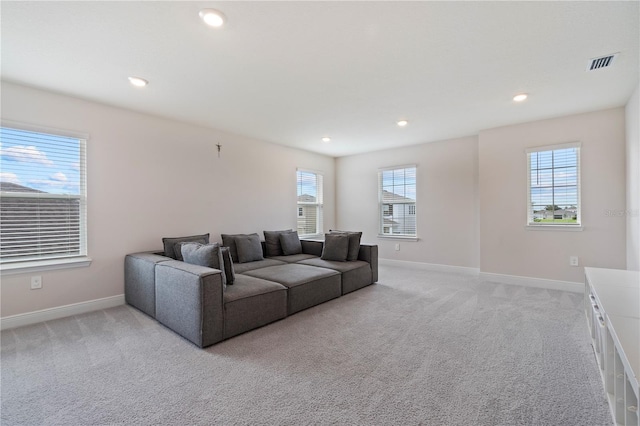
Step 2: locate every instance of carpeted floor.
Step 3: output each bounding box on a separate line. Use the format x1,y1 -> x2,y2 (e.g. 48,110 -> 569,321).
1,265 -> 612,425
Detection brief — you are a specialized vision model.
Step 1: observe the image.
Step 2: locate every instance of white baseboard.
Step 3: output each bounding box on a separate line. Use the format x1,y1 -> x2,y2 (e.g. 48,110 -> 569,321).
0,294 -> 125,331
379,258 -> 480,276
479,272 -> 583,293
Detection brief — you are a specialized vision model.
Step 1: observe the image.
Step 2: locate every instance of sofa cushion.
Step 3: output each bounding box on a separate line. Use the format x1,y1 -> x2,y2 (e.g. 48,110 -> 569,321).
242,264 -> 341,315
223,275 -> 287,339
235,233 -> 264,263
220,247 -> 235,285
329,230 -> 362,261
233,258 -> 286,274
321,233 -> 349,261
298,258 -> 369,273
280,231 -> 302,255
162,233 -> 210,260
263,230 -> 293,257
267,253 -> 318,263
180,242 -> 226,287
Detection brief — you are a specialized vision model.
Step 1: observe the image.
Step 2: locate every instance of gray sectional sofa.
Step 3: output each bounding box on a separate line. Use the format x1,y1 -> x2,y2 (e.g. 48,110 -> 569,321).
125,237 -> 378,348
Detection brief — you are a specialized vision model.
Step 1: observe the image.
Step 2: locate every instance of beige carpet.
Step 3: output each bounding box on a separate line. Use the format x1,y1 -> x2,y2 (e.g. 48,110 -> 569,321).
1,265 -> 611,425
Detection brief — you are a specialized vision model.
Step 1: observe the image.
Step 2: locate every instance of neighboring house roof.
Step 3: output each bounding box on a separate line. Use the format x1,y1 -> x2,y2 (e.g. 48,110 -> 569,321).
383,218 -> 399,225
0,182 -> 45,193
382,190 -> 415,203
297,194 -> 316,202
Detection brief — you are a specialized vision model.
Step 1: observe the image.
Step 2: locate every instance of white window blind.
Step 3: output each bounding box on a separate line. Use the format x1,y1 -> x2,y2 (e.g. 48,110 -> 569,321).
296,169 -> 323,237
379,166 -> 417,237
526,142 -> 581,226
0,126 -> 87,265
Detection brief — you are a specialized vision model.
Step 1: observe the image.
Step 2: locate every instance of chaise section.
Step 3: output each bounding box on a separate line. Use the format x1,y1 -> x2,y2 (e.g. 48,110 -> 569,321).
242,264 -> 341,315
155,260 -> 225,348
223,275 -> 287,339
298,258 -> 373,295
124,251 -> 171,318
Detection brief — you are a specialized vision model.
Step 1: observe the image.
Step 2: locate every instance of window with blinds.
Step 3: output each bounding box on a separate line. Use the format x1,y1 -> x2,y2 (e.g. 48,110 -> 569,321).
296,169 -> 323,237
379,166 -> 417,237
0,126 -> 87,265
527,143 -> 581,226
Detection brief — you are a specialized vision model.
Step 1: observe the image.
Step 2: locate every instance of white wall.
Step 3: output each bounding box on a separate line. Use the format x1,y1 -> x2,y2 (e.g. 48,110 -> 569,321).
626,83 -> 640,271
0,82 -> 335,317
336,136 -> 479,269
479,108 -> 627,283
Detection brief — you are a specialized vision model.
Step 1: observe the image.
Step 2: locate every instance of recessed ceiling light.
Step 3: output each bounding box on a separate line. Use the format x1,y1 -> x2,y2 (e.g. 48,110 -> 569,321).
397,120 -> 408,127
322,137 -> 331,143
513,93 -> 528,102
199,9 -> 226,27
128,76 -> 148,87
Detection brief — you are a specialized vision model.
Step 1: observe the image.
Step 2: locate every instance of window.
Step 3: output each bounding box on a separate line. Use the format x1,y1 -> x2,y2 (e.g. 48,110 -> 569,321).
296,169 -> 323,236
379,166 -> 417,237
527,143 -> 581,226
0,125 -> 88,270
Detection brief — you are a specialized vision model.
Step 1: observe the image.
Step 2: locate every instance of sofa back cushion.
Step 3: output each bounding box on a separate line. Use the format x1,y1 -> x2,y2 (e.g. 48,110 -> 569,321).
162,233 -> 210,260
329,230 -> 362,261
234,233 -> 265,263
263,229 -> 294,257
221,234 -> 242,261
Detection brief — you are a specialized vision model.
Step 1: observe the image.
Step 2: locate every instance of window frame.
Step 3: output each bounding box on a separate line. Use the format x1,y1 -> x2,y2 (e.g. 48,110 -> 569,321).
0,121 -> 91,275
296,168 -> 323,238
378,165 -> 418,239
526,142 -> 582,231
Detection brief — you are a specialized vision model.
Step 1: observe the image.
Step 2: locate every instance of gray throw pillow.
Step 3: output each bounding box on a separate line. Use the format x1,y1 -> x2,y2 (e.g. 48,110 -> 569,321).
321,233 -> 349,261
220,247 -> 235,285
280,231 -> 302,255
180,242 -> 227,287
235,233 -> 264,263
263,230 -> 293,257
329,230 -> 362,261
162,233 -> 210,260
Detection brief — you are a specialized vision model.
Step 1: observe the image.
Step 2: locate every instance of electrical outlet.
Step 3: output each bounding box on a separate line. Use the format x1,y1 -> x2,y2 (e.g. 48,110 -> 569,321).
30,276 -> 42,290
395,244 -> 400,251
569,256 -> 579,267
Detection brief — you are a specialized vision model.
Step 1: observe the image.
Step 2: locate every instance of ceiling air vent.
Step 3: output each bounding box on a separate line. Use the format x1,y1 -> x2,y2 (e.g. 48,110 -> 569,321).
586,53 -> 619,71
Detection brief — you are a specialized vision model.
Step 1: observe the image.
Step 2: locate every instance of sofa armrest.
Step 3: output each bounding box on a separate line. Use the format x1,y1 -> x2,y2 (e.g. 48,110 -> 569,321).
301,239 -> 324,257
124,251 -> 171,318
155,260 -> 225,348
358,244 -> 378,283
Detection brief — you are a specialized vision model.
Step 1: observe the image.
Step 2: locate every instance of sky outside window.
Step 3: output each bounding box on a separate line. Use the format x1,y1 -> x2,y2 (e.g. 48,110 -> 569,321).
0,127 -> 81,195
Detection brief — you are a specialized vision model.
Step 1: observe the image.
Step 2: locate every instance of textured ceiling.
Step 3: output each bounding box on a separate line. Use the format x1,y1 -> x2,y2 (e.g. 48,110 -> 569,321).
2,1 -> 638,157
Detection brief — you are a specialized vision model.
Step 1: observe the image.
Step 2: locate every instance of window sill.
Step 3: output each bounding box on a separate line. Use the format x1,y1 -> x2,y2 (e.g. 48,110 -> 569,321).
0,256 -> 93,276
525,224 -> 583,232
377,235 -> 419,241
